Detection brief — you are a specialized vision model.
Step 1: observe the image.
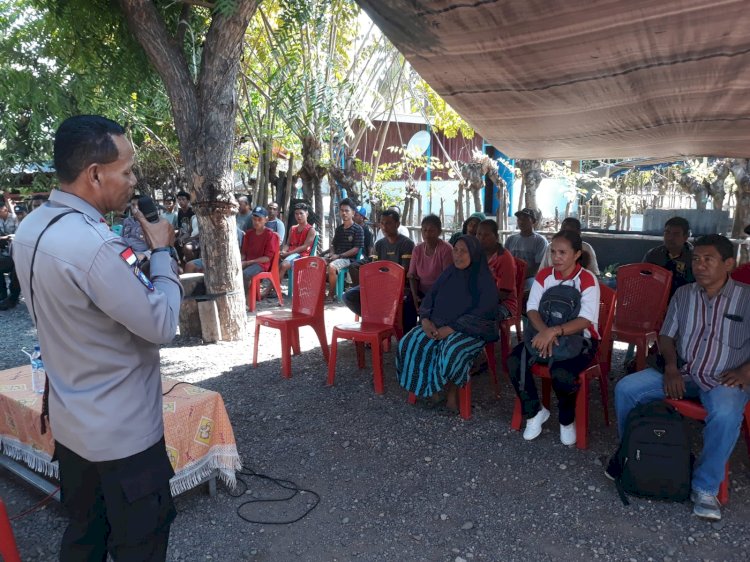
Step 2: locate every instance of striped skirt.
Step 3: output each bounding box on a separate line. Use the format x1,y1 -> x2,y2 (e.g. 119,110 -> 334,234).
396,327 -> 486,397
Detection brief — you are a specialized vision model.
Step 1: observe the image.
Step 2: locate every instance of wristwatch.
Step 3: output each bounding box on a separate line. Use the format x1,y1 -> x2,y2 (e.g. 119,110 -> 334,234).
151,246 -> 177,260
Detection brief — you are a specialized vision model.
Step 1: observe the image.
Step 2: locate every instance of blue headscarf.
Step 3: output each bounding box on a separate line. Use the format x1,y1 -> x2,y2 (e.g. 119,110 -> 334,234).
419,235 -> 500,342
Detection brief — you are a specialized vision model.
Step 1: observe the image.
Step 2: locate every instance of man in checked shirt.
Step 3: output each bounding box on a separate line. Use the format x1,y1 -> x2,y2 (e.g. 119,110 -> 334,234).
613,234 -> 750,521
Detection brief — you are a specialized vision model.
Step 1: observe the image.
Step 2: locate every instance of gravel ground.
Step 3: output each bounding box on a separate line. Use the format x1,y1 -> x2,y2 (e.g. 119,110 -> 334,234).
2,293 -> 749,562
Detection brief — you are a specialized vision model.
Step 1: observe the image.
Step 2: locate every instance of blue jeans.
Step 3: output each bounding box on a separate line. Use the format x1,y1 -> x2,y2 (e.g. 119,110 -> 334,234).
615,368 -> 749,496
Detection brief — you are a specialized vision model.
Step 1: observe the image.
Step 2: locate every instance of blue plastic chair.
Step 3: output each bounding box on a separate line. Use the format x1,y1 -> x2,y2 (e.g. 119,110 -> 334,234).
287,233 -> 319,297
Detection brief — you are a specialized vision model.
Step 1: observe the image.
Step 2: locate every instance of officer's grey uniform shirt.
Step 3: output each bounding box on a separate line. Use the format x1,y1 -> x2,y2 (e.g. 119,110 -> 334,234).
12,189 -> 183,462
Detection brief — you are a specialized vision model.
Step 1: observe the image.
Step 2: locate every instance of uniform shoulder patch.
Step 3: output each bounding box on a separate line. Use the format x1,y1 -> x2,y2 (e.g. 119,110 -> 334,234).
119,247 -> 137,266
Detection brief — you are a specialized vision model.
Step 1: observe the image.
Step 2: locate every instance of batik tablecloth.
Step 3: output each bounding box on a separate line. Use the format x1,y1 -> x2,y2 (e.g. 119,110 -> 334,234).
0,366 -> 241,495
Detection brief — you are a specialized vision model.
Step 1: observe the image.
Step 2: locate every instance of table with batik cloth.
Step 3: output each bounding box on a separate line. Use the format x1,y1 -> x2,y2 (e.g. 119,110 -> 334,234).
0,365 -> 241,496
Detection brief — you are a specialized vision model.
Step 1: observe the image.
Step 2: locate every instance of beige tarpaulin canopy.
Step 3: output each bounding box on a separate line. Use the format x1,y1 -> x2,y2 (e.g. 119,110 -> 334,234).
356,0 -> 750,160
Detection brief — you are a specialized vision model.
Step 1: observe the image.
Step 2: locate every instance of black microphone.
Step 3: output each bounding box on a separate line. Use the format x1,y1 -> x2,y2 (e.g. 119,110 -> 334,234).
137,195 -> 160,224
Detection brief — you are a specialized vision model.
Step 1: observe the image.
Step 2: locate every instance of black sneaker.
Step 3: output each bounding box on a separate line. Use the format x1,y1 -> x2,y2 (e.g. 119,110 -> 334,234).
604,454 -> 622,481
0,297 -> 18,310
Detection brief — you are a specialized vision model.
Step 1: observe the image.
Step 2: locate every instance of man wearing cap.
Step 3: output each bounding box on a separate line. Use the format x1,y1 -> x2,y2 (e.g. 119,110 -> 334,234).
266,201 -> 285,242
240,205 -> 279,292
506,207 -> 549,287
279,203 -> 316,285
354,205 -> 374,256
14,204 -> 28,223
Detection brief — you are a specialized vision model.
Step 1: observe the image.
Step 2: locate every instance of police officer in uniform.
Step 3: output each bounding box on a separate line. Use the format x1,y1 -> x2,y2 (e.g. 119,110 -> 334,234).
12,115 -> 182,561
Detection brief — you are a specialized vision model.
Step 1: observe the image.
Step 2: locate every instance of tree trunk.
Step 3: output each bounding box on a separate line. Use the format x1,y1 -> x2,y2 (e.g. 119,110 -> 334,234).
456,184 -> 465,226
472,189 -> 482,214
517,159 -> 542,210
283,153 -> 294,216
118,0 -> 258,341
729,159 -> 750,238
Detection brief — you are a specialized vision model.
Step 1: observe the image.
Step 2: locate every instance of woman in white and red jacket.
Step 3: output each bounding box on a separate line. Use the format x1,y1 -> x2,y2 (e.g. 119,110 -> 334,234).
507,230 -> 600,446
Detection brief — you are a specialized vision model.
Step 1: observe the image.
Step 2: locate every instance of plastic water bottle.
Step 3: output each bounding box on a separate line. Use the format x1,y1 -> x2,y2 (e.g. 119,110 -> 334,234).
30,345 -> 46,394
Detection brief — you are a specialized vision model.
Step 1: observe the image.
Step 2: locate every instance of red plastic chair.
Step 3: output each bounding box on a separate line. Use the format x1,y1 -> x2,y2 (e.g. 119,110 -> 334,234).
731,263 -> 750,284
0,498 -> 21,562
253,257 -> 329,378
327,262 -> 405,394
247,246 -> 284,312
511,282 -> 617,450
499,257 -> 527,374
612,263 -> 672,371
664,398 -> 750,505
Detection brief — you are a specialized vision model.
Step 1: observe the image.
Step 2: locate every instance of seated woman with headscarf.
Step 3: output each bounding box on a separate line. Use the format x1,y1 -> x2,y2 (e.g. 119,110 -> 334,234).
396,235 -> 500,412
448,212 -> 486,246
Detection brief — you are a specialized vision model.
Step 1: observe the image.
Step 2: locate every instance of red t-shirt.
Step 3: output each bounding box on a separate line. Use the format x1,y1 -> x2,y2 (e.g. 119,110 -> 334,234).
288,223 -> 314,257
488,248 -> 518,317
241,228 -> 279,272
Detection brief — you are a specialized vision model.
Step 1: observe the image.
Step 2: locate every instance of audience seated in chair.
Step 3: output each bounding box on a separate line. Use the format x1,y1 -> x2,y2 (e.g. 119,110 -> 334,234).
396,236 -> 499,412
448,212 -> 485,246
643,216 -> 694,299
265,201 -> 285,242
175,190 -> 200,265
539,217 -> 599,275
323,198 -> 364,301
279,203 -> 316,287
342,209 -> 415,329
508,230 -> 600,446
240,206 -> 279,292
505,207 -> 548,290
407,214 -> 454,323
612,234 -> 750,522
476,219 -> 518,322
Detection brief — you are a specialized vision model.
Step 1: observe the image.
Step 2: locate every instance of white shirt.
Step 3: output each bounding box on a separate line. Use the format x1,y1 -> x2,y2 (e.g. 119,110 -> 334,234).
528,264 -> 600,339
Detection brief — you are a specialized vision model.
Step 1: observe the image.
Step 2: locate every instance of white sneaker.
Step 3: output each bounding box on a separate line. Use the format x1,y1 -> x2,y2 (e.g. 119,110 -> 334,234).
560,423 -> 577,445
523,407 -> 550,440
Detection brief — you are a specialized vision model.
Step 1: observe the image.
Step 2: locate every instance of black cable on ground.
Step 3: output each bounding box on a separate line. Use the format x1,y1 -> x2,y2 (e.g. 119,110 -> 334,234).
226,462 -> 321,525
162,381 -> 193,396
9,486 -> 59,521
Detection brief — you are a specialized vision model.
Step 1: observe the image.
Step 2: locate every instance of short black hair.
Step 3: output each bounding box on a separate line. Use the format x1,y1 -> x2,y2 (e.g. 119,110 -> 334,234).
164,194 -> 175,202
421,214 -> 442,230
561,217 -> 582,232
54,115 -> 126,183
381,209 -> 400,224
294,202 -> 308,212
693,234 -> 734,261
664,216 -> 690,237
339,198 -> 356,211
478,219 -> 499,237
177,190 -> 190,199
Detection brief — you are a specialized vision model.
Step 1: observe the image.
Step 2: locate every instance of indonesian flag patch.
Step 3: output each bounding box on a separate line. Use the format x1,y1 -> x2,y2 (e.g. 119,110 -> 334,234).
119,247 -> 137,266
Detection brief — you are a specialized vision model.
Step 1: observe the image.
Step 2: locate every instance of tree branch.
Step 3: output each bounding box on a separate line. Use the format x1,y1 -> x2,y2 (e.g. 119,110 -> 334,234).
117,0 -> 199,144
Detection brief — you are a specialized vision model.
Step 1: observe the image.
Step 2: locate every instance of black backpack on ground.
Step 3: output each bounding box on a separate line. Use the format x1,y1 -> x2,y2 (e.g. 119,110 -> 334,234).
609,402 -> 692,505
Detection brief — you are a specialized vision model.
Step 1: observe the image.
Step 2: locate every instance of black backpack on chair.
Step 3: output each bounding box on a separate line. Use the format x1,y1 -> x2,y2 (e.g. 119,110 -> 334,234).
610,401 -> 693,505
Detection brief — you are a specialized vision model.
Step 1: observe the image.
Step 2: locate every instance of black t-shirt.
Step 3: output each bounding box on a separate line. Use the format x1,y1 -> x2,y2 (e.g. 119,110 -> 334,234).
177,207 -> 195,237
